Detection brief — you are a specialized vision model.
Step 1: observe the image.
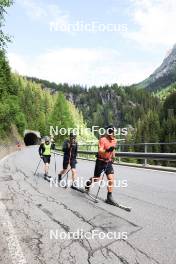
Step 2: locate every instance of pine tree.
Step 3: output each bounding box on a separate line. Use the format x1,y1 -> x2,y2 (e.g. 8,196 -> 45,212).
0,0 -> 13,49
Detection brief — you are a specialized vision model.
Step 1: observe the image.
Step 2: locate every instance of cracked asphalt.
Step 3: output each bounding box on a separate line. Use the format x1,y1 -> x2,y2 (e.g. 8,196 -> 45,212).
0,146 -> 176,264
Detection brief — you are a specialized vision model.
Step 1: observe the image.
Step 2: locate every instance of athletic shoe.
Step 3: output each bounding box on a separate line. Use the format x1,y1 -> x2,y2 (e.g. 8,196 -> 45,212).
84,186 -> 90,194
44,173 -> 48,180
106,194 -> 119,206
84,180 -> 91,193
71,181 -> 78,190
58,174 -> 62,182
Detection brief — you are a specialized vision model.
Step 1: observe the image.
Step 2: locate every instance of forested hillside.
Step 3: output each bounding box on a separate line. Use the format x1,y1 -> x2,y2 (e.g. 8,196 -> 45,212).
0,51 -> 95,143
156,83 -> 176,101
27,78 -> 160,127
26,77 -> 176,153
0,1 -> 175,153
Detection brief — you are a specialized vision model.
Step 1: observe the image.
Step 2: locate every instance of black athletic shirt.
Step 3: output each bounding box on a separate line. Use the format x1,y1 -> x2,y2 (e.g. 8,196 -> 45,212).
62,139 -> 78,161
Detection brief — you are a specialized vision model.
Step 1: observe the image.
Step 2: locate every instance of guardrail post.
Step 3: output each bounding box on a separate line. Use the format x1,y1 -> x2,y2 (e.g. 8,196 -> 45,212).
144,143 -> 148,166
118,145 -> 121,164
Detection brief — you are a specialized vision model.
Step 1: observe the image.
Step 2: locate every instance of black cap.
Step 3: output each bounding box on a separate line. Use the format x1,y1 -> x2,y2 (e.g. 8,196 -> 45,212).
106,125 -> 115,134
70,132 -> 77,138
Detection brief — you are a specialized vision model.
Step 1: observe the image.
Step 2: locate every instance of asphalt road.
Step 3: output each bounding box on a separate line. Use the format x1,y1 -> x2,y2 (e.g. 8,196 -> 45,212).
0,146 -> 176,264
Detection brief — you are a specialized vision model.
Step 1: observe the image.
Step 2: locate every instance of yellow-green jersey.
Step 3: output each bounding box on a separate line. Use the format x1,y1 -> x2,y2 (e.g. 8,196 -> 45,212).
39,142 -> 55,156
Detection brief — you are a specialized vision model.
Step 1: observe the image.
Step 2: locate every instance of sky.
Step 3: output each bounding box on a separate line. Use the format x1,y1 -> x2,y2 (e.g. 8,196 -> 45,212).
5,0 -> 176,87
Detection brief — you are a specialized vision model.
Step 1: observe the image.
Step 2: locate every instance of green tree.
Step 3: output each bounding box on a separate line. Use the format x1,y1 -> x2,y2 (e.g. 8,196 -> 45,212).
0,0 -> 13,49
49,93 -> 75,143
0,50 -> 12,98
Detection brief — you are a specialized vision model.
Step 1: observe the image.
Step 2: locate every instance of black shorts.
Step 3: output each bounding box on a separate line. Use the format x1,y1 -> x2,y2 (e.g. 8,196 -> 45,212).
42,155 -> 51,164
94,159 -> 114,177
63,159 -> 77,170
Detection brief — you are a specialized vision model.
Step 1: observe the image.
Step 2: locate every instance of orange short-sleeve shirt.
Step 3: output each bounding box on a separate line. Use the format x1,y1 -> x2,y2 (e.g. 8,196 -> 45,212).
98,136 -> 117,161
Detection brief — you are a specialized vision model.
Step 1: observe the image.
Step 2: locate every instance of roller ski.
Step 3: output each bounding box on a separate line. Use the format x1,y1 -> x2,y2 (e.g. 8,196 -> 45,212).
105,193 -> 131,212
44,173 -> 51,182
71,186 -> 99,203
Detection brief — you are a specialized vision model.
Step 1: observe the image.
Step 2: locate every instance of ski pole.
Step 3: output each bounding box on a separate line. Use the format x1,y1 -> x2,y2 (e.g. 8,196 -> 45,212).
94,148 -> 115,202
61,167 -> 72,180
64,146 -> 72,188
94,161 -> 110,202
34,158 -> 42,176
54,153 -> 57,175
65,171 -> 69,188
64,161 -> 72,188
58,167 -> 71,187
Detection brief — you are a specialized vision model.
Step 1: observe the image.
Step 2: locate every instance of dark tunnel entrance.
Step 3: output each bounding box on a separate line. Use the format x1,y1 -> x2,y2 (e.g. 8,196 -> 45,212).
24,133 -> 39,146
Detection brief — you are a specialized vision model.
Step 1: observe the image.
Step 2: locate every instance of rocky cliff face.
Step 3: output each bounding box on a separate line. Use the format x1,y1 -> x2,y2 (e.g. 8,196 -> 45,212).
26,77 -> 160,130
64,88 -> 124,127
139,44 -> 176,91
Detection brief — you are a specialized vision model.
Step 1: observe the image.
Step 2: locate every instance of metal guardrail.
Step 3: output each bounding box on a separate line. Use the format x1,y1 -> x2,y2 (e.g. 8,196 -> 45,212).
55,148 -> 176,161
76,142 -> 176,166
79,142 -> 176,146
116,152 -> 176,161
55,142 -> 176,171
77,150 -> 176,161
53,147 -> 176,172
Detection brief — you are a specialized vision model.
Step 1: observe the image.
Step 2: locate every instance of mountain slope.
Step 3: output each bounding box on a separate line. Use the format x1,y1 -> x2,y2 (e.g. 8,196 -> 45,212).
26,77 -> 161,130
138,44 -> 176,91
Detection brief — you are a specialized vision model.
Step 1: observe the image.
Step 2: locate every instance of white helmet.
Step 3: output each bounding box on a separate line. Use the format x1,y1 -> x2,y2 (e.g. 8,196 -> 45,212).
45,136 -> 50,143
